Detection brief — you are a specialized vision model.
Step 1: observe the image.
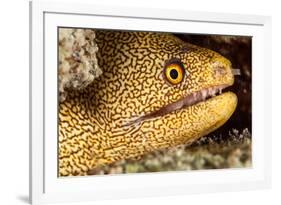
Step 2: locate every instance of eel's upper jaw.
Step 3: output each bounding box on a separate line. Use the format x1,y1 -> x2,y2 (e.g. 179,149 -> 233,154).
177,84 -> 229,110
125,84 -> 234,126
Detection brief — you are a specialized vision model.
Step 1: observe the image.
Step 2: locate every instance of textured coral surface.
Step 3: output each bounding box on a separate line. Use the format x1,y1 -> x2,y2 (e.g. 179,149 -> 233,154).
59,28 -> 102,102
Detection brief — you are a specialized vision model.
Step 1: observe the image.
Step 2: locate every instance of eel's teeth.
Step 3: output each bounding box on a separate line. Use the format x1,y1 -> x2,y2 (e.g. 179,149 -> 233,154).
208,88 -> 215,97
202,90 -> 208,100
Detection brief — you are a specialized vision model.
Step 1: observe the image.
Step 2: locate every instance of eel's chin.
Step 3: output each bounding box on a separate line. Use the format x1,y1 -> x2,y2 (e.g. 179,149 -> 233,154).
195,91 -> 238,137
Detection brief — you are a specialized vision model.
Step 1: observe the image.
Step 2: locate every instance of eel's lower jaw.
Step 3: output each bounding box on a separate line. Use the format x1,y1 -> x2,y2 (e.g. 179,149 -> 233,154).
125,84 -> 231,126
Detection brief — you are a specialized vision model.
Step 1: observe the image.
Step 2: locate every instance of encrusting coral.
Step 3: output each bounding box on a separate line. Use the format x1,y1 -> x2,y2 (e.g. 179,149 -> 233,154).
58,28 -> 102,102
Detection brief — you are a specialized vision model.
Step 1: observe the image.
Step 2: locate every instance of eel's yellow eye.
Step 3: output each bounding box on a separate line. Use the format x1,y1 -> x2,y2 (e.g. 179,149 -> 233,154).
164,61 -> 185,85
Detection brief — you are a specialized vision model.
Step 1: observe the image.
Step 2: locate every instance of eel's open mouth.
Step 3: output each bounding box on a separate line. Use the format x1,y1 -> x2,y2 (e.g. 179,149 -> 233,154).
126,84 -> 230,126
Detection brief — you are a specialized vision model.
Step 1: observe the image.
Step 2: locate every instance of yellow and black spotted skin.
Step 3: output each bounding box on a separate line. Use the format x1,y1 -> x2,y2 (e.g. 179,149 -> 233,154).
59,30 -> 237,176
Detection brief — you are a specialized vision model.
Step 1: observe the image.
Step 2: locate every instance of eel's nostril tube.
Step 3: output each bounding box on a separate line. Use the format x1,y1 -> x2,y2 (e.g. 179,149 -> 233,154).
212,61 -> 228,77
231,68 -> 241,76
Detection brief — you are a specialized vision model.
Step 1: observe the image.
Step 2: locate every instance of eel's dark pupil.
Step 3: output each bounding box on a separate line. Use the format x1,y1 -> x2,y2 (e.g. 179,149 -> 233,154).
170,69 -> 178,79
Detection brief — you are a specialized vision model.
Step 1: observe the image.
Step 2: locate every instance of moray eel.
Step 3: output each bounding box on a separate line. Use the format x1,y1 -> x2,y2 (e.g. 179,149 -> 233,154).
59,30 -> 237,176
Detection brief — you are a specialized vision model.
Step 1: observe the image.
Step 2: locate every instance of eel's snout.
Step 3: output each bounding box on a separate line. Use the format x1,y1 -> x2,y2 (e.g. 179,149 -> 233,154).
210,56 -> 235,86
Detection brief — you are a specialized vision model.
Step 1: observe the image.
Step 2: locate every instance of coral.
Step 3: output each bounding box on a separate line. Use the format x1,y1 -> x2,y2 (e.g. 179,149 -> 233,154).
58,28 -> 102,102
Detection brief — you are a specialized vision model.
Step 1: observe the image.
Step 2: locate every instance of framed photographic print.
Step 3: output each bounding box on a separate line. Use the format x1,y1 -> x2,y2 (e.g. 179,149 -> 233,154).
29,0 -> 272,204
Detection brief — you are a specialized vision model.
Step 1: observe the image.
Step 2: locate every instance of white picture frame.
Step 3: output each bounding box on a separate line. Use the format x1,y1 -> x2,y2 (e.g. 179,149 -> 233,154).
29,0 -> 272,204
